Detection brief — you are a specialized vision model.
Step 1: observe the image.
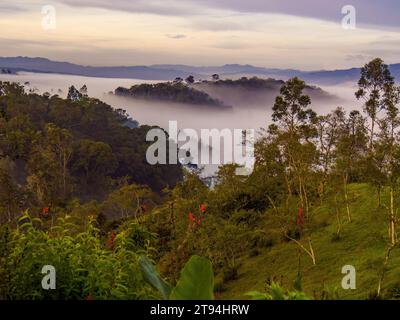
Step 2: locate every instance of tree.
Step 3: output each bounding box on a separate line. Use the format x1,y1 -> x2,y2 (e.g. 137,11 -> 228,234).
79,84 -> 88,95
357,58 -> 400,229
269,77 -> 317,216
27,124 -> 73,204
102,184 -> 155,220
67,85 -> 83,101
70,139 -> 117,194
356,59 -> 400,296
0,157 -> 23,225
185,75 -> 195,84
375,82 -> 400,246
356,58 -> 395,150
334,110 -> 368,222
315,107 -> 345,196
45,124 -> 73,198
173,77 -> 183,85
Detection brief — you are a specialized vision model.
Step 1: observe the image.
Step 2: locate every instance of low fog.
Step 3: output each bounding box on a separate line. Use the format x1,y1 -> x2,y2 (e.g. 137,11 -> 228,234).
0,72 -> 364,175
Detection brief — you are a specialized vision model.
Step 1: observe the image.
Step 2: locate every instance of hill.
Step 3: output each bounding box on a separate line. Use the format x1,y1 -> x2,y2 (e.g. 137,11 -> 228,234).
193,77 -> 338,107
114,82 -> 227,107
114,77 -> 337,108
220,183 -> 399,300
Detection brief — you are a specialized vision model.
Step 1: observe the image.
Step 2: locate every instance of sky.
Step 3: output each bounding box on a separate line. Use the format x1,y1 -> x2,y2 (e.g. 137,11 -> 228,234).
1,0 -> 400,70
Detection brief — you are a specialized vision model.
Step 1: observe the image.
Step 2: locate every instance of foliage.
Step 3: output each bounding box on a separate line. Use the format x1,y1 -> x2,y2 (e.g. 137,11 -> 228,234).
115,82 -> 225,106
0,212 -> 157,299
246,282 -> 310,300
140,255 -> 214,300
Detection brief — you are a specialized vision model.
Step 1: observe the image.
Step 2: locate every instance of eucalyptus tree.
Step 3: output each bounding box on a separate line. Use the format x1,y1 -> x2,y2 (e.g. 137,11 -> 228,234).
375,83 -> 400,245
269,77 -> 317,216
356,59 -> 398,208
315,107 -> 345,198
375,79 -> 400,296
356,58 -> 400,209
356,58 -> 395,150
334,110 -> 368,222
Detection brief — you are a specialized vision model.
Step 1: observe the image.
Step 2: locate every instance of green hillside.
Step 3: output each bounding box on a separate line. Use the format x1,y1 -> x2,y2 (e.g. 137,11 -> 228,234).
221,183 -> 399,300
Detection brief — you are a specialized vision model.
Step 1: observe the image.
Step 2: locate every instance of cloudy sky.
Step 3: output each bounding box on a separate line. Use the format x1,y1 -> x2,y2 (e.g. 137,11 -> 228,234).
1,0 -> 400,69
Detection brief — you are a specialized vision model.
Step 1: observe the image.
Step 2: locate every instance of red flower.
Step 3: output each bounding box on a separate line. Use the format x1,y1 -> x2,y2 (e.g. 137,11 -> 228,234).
199,204 -> 206,213
108,232 -> 117,250
188,212 -> 202,226
42,207 -> 49,216
188,212 -> 196,222
297,207 -> 304,226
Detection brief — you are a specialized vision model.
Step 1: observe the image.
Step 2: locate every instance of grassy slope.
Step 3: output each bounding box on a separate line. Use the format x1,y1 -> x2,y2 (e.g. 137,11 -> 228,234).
221,183 -> 400,300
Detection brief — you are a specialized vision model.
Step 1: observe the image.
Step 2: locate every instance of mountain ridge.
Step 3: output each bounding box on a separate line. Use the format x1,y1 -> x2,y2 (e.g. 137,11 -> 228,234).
1,56 -> 399,85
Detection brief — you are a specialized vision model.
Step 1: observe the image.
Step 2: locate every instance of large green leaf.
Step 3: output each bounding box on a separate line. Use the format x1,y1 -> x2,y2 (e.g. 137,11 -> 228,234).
170,255 -> 214,300
138,256 -> 172,299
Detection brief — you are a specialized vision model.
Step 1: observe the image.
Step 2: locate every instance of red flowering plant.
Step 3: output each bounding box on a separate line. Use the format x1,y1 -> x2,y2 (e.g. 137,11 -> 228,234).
107,231 -> 117,250
40,206 -> 51,219
288,207 -> 305,227
285,207 -> 305,241
297,207 -> 304,227
188,203 -> 207,227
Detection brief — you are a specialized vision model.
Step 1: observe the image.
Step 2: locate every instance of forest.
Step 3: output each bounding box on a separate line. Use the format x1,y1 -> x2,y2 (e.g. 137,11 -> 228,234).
114,82 -> 226,107
1,58 -> 400,300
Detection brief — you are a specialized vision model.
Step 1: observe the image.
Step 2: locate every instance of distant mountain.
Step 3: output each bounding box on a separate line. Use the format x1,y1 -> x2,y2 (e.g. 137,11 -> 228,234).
0,56 -> 399,85
0,57 -> 202,80
151,64 -> 303,80
155,64 -> 400,85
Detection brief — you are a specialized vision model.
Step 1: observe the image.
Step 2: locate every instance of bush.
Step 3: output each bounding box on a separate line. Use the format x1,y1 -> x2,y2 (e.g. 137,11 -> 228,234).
1,213 -> 156,300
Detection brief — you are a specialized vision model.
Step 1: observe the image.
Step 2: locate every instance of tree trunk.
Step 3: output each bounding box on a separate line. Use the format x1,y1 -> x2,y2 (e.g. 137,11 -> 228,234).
286,235 -> 316,265
300,177 -> 309,217
377,244 -> 395,298
389,186 -> 396,246
343,173 -> 351,223
284,172 -> 292,214
335,195 -> 342,235
298,177 -> 305,215
370,119 -> 375,150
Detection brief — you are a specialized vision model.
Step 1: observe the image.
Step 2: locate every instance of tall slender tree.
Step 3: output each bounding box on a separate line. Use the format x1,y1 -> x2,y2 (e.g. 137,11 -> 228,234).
270,77 -> 317,216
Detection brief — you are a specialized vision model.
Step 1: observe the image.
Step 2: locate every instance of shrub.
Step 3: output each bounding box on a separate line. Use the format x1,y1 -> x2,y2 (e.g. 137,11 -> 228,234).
2,213 -> 156,300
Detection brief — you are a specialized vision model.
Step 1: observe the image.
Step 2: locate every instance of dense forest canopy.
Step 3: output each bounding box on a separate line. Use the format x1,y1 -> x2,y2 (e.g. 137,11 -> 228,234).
114,82 -> 227,107
0,81 -> 182,218
1,58 -> 400,300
